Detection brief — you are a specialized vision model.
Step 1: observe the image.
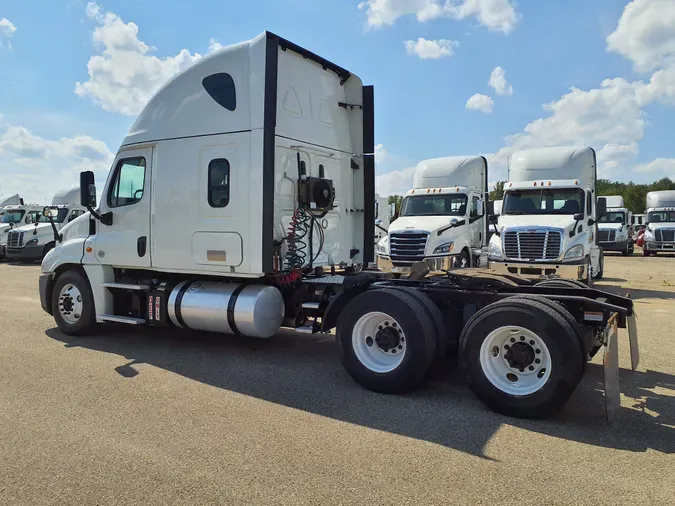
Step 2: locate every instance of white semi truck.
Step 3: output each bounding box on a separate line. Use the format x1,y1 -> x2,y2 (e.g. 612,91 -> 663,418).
6,188 -> 86,261
376,156 -> 488,272
0,204 -> 44,260
642,190 -> 675,255
488,146 -> 606,284
38,32 -> 637,420
597,195 -> 634,256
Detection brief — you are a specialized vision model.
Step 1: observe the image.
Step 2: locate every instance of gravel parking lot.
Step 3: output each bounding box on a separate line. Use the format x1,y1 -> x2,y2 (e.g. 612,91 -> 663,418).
1,254 -> 673,505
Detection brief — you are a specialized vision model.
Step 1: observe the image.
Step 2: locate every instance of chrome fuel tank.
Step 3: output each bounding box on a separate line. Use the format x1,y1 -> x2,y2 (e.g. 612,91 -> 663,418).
167,281 -> 285,338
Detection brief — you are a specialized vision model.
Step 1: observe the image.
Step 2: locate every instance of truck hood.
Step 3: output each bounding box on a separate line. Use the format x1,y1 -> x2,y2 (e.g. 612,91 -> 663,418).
497,214 -> 576,231
598,223 -> 625,232
10,222 -> 54,234
389,215 -> 466,234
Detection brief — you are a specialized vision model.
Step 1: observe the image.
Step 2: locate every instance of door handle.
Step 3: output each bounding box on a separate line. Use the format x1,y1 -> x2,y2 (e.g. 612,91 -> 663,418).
137,236 -> 147,257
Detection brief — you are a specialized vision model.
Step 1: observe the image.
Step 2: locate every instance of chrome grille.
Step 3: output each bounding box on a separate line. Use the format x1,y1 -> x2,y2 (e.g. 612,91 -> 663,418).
7,230 -> 24,248
503,229 -> 562,261
389,231 -> 429,265
598,230 -> 616,243
656,229 -> 675,242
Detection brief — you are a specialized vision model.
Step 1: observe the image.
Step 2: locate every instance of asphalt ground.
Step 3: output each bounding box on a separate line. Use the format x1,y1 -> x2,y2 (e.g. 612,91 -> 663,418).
1,253 -> 673,505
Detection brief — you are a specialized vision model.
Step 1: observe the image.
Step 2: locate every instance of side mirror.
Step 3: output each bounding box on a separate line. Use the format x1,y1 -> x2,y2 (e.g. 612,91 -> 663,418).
42,206 -> 58,218
477,200 -> 485,217
80,171 -> 97,208
486,201 -> 495,216
389,203 -> 396,217
573,212 -> 584,221
596,197 -> 607,218
488,213 -> 499,222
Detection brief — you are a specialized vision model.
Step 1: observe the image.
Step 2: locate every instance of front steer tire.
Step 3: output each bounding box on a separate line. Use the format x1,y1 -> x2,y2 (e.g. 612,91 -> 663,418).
336,288 -> 437,394
52,270 -> 97,336
459,297 -> 584,419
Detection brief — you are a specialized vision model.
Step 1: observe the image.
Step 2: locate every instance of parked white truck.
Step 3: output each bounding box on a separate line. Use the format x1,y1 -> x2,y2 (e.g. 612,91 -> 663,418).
38,32 -> 637,421
597,195 -> 633,256
376,156 -> 488,272
6,188 -> 86,261
487,146 -> 606,284
642,190 -> 675,256
0,204 -> 44,260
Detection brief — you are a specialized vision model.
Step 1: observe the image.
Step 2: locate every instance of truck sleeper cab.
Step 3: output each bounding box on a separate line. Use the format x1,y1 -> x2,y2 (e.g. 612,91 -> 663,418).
39,33 -> 637,422
377,156 -> 488,272
488,146 -> 606,284
642,190 -> 675,255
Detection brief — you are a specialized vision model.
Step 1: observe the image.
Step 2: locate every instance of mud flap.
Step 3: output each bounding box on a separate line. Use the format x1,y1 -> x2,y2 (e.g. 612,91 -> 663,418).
603,313 -> 620,424
627,312 -> 639,372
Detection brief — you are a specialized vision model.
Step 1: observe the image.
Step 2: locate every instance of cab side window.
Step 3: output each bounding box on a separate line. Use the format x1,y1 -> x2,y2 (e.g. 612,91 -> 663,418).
470,196 -> 480,218
108,157 -> 147,208
26,211 -> 41,224
208,159 -> 230,208
68,210 -> 86,222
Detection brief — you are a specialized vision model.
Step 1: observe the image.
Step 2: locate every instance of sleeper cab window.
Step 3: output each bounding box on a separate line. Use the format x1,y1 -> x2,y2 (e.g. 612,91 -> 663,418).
208,159 -> 230,208
203,73 -> 236,111
108,157 -> 147,208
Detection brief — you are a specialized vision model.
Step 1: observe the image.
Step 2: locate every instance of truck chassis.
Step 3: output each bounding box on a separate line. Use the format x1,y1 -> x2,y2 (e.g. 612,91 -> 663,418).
40,265 -> 638,423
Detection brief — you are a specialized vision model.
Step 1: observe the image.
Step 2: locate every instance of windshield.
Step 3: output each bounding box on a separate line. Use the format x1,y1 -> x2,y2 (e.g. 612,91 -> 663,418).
647,211 -> 675,223
39,208 -> 69,224
503,189 -> 585,216
599,211 -> 626,224
1,210 -> 25,223
400,194 -> 468,217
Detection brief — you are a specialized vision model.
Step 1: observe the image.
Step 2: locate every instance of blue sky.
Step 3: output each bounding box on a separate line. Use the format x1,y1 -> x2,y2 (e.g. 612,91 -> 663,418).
0,0 -> 674,202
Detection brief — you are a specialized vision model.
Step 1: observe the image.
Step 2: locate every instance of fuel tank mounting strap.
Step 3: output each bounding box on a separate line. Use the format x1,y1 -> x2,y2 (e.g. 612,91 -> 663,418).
174,281 -> 193,328
227,284 -> 247,335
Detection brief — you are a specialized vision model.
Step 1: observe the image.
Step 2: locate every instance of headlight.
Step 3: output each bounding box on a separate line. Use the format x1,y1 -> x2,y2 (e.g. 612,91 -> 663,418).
433,242 -> 454,255
376,243 -> 387,255
25,238 -> 38,247
564,244 -> 584,259
487,242 -> 502,259
644,229 -> 654,240
376,237 -> 388,255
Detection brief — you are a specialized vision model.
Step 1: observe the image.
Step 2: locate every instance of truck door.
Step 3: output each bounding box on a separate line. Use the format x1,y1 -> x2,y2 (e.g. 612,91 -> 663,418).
92,147 -> 152,268
469,194 -> 483,247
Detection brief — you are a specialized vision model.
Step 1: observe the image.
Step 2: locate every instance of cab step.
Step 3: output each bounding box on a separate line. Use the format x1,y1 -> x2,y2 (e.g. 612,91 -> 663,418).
99,315 -> 146,325
102,282 -> 150,291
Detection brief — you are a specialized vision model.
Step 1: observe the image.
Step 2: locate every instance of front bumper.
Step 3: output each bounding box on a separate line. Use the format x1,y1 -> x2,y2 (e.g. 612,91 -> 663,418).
598,240 -> 630,252
645,241 -> 675,252
6,245 -> 44,261
488,259 -> 588,281
377,254 -> 455,273
39,273 -> 54,315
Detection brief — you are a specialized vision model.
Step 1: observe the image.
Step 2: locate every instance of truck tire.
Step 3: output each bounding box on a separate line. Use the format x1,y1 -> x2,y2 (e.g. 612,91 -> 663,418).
336,288 -> 437,394
459,297 -> 584,419
52,269 -> 97,336
455,248 -> 471,268
42,242 -> 55,260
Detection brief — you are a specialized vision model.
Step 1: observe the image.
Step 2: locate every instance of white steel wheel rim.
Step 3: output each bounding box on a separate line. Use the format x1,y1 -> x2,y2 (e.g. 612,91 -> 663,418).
58,284 -> 84,325
479,326 -> 552,396
352,311 -> 406,373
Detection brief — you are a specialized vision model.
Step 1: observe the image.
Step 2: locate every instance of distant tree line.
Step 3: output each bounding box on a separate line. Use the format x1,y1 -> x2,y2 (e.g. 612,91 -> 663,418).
388,177 -> 675,215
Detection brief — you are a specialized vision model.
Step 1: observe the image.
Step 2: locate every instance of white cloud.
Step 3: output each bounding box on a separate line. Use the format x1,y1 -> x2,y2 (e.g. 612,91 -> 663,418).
0,17 -> 16,38
404,37 -> 458,59
488,66 -> 513,95
0,117 -> 114,203
606,0 -> 675,73
75,2 -> 204,115
375,166 -> 416,197
597,143 -> 640,178
358,0 -> 519,33
635,158 -> 675,173
465,93 -> 494,113
375,144 -> 389,164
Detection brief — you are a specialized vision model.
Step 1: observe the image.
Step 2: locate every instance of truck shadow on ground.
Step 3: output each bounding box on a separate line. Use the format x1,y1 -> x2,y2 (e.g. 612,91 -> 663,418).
598,283 -> 675,300
45,327 -> 675,457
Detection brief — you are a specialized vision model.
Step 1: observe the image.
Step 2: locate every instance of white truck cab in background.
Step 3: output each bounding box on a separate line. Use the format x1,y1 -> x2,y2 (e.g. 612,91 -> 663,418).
377,156 -> 488,271
642,190 -> 675,255
597,195 -> 634,256
6,188 -> 86,262
0,204 -> 44,259
487,146 -> 606,284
